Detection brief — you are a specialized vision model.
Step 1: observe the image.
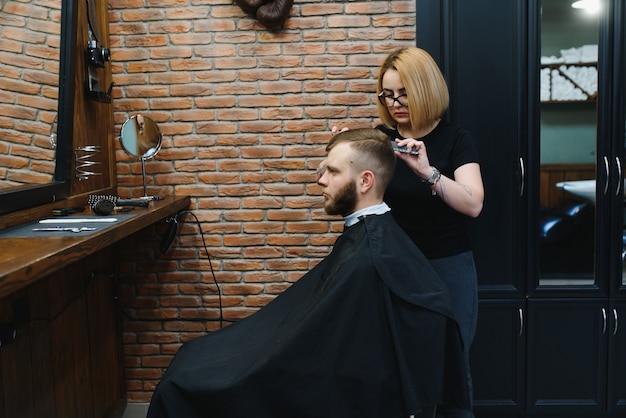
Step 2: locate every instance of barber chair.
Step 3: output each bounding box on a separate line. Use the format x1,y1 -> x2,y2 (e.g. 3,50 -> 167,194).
539,200 -> 593,274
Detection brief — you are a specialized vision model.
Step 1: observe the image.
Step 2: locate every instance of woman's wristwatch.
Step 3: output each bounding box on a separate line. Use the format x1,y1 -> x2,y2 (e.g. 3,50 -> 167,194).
423,167 -> 441,186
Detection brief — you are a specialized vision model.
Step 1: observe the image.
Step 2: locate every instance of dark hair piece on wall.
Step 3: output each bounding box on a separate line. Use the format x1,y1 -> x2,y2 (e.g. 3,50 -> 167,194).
235,0 -> 263,14
235,0 -> 293,29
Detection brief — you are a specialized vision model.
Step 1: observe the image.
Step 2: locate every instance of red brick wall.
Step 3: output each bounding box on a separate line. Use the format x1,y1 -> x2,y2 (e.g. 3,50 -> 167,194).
109,0 -> 416,403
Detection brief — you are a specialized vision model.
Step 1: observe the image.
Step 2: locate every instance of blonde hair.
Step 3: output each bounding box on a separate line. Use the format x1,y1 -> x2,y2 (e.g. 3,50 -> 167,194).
326,128 -> 396,195
376,47 -> 449,131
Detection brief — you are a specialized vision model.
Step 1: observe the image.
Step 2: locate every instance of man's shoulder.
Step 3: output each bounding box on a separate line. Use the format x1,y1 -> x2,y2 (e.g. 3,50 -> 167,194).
360,213 -> 431,265
361,213 -> 456,317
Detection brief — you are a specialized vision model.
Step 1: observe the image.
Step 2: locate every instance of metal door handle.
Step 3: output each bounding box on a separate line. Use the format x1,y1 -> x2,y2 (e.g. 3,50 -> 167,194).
614,308 -> 619,336
518,308 -> 524,337
604,156 -> 610,195
519,157 -> 525,197
602,307 -> 607,335
616,157 -> 622,196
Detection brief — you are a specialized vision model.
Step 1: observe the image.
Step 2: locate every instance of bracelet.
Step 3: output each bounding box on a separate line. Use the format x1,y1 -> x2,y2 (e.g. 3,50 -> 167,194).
423,167 -> 441,186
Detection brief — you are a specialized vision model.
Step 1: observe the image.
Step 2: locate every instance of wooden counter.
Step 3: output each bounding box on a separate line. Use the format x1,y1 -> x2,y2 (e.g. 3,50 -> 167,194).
0,194 -> 189,418
0,195 -> 190,300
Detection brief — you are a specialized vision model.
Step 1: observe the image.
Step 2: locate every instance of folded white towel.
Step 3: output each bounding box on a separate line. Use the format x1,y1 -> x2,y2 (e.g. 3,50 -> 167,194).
580,44 -> 598,62
561,47 -> 581,63
541,55 -> 564,64
560,65 -> 597,96
551,70 -> 588,101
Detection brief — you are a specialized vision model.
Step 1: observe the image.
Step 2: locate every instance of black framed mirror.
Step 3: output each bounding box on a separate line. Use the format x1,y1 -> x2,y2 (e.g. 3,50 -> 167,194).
0,0 -> 78,215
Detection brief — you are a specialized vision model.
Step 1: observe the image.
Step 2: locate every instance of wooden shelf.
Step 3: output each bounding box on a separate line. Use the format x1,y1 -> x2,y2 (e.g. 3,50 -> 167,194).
541,99 -> 596,104
541,61 -> 597,68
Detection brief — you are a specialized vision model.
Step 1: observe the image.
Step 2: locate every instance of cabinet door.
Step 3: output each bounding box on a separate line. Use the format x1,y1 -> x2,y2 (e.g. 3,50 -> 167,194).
416,0 -> 530,297
536,0 -> 602,293
608,300 -> 626,413
470,300 -> 525,414
527,299 -> 607,414
607,0 -> 626,299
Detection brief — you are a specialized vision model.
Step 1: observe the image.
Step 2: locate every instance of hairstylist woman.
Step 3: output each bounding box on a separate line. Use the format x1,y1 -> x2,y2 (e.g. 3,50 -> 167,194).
376,47 -> 484,418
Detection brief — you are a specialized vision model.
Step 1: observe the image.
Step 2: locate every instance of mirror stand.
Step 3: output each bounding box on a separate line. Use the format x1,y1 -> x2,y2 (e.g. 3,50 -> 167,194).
140,156 -> 160,201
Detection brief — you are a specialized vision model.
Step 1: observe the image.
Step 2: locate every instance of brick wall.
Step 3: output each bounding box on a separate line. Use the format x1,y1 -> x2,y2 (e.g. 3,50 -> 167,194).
109,0 -> 416,403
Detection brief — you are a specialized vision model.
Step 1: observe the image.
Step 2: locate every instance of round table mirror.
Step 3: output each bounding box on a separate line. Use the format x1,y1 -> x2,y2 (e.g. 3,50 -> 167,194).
120,115 -> 162,199
120,115 -> 162,159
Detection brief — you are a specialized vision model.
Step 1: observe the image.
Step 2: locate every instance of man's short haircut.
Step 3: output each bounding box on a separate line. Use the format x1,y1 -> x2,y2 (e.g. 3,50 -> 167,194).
326,128 -> 396,194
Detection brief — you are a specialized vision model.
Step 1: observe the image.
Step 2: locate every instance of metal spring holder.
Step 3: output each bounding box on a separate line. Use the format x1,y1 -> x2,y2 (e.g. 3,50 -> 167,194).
75,145 -> 102,180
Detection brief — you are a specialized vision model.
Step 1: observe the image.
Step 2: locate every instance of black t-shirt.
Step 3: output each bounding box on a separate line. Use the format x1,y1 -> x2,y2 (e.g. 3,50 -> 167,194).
378,121 -> 480,259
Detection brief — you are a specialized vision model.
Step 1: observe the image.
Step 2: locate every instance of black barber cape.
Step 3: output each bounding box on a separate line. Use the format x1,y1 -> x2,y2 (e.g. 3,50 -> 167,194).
148,212 -> 470,418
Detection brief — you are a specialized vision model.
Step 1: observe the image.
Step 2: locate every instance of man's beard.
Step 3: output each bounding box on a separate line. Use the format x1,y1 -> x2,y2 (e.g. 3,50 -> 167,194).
324,181 -> 357,217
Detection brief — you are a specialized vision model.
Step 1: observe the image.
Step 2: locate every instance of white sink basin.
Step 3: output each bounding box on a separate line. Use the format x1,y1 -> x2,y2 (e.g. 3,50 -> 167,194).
556,179 -> 626,204
556,180 -> 596,203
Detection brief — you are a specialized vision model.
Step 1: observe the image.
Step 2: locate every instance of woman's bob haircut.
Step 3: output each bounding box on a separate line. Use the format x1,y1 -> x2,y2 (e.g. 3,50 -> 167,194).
376,47 -> 450,132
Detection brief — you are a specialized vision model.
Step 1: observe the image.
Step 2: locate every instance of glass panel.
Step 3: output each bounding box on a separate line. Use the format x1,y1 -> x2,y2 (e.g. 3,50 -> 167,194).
539,0 -> 599,286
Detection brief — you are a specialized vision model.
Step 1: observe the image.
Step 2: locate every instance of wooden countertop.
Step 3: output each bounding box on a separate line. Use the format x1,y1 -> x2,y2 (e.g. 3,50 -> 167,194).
0,195 -> 190,299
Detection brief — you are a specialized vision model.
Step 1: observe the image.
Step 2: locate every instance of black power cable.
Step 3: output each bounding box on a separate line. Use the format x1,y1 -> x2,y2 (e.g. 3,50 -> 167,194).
162,210 -> 223,329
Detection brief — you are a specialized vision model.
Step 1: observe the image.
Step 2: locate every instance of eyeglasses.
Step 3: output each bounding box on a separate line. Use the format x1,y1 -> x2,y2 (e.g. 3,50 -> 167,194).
378,92 -> 409,107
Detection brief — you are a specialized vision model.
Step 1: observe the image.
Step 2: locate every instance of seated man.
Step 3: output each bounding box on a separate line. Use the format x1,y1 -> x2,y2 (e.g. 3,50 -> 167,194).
147,128 -> 470,418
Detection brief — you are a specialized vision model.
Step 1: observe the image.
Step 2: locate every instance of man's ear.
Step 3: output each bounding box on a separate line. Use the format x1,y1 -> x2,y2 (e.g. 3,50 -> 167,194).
359,171 -> 375,193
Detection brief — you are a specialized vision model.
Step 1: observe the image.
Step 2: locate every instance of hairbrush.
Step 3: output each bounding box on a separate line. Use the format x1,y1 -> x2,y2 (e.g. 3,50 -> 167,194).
88,194 -> 149,215
91,198 -> 116,215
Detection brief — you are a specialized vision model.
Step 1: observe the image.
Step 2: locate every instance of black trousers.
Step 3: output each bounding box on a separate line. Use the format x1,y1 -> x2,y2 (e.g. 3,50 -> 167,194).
414,406 -> 436,418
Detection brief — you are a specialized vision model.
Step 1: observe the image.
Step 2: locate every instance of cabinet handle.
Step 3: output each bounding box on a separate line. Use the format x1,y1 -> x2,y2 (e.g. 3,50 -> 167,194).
603,156 -> 610,195
519,157 -> 525,197
518,308 -> 524,337
614,308 -> 619,336
602,307 -> 607,335
616,157 -> 622,196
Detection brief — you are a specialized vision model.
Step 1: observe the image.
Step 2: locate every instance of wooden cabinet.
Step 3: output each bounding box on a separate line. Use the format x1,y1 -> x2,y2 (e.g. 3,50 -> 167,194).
0,195 -> 190,417
417,0 -> 626,417
525,299 -> 626,414
0,249 -> 124,418
608,300 -> 626,413
470,300 -> 525,413
471,299 -> 626,416
527,299 -> 607,414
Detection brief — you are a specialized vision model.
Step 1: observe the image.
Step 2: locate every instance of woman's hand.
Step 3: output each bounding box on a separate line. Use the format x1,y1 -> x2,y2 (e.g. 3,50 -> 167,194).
394,138 -> 432,179
331,126 -> 349,134
394,138 -> 484,218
